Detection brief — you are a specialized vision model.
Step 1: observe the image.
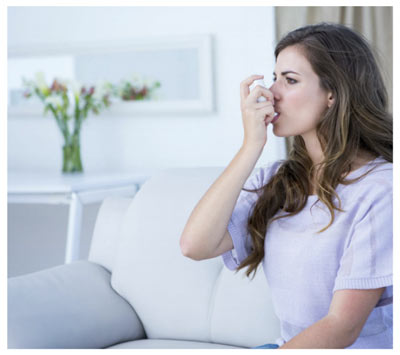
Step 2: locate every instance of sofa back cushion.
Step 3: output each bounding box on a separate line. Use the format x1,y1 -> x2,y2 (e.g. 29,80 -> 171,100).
111,168 -> 280,347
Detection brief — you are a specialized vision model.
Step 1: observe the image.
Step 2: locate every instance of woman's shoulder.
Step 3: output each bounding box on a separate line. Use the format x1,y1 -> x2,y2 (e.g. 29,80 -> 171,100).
342,156 -> 392,198
352,156 -> 392,185
341,157 -> 393,227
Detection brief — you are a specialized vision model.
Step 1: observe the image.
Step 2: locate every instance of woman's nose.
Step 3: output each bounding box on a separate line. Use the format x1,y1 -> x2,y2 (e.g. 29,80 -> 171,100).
269,83 -> 280,101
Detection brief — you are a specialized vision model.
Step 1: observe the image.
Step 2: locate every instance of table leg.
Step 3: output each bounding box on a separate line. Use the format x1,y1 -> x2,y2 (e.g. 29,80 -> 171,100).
65,193 -> 83,263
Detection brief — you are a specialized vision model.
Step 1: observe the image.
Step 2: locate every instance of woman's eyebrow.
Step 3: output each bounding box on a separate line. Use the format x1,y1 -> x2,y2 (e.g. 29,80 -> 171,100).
273,70 -> 301,76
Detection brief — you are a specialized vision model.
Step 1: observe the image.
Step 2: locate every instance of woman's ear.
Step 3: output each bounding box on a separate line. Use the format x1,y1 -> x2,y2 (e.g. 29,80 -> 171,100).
327,92 -> 335,108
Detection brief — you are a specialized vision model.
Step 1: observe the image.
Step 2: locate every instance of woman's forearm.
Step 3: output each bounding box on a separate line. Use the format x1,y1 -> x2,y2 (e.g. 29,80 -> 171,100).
180,143 -> 264,260
278,314 -> 357,349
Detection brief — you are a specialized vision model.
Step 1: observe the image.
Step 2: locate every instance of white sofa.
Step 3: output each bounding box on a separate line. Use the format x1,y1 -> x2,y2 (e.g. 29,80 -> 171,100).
8,167 -> 281,349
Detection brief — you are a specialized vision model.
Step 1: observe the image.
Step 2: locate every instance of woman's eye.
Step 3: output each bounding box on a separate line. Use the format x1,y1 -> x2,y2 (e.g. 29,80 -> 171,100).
272,77 -> 297,84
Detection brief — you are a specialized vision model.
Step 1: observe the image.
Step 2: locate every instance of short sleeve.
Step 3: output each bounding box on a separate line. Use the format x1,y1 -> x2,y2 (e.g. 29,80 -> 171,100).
333,183 -> 393,296
222,161 -> 281,270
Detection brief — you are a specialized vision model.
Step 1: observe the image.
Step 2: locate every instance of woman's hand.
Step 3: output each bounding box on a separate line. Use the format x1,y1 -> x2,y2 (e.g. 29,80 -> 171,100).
240,74 -> 275,149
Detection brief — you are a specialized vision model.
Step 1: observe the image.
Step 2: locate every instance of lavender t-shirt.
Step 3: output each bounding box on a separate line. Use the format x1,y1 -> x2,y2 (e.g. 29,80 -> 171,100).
222,157 -> 393,349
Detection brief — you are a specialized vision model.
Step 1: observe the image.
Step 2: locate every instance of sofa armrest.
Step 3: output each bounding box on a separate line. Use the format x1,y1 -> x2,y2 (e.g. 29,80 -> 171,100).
88,196 -> 133,273
8,260 -> 145,349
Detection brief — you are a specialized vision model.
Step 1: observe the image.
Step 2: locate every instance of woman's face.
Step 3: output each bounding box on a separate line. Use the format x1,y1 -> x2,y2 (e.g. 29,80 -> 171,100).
269,45 -> 333,138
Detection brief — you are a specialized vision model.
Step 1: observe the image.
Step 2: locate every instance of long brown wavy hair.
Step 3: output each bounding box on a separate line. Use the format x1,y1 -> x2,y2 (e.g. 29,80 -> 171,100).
237,22 -> 393,279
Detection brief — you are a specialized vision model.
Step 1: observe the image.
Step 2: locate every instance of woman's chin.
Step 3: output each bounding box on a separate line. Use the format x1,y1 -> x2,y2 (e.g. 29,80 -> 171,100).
272,123 -> 294,138
272,122 -> 285,137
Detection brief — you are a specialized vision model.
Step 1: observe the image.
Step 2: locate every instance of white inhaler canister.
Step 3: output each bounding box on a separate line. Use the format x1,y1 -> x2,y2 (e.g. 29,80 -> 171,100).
251,79 -> 267,103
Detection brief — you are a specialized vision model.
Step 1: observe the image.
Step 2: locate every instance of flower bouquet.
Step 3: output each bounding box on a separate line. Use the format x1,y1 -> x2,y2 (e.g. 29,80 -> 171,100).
115,74 -> 161,101
23,72 -> 113,173
23,72 -> 161,173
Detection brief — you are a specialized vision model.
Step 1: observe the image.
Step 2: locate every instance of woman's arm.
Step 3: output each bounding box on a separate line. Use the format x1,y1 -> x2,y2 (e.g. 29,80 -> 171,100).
180,74 -> 276,261
279,287 -> 385,349
180,143 -> 263,260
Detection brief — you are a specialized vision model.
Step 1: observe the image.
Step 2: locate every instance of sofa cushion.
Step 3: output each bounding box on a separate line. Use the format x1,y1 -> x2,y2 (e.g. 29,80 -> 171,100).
108,339 -> 242,349
211,264 -> 280,348
111,167 -> 280,347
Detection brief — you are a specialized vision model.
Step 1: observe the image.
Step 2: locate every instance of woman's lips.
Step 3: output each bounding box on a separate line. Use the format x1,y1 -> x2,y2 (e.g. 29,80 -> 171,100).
271,112 -> 280,124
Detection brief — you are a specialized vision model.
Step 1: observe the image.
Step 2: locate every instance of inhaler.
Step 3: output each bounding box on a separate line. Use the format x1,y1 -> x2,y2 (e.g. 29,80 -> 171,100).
251,79 -> 267,103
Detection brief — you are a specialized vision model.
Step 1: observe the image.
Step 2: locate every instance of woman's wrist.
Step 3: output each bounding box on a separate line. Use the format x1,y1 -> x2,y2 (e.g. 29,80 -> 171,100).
240,141 -> 265,156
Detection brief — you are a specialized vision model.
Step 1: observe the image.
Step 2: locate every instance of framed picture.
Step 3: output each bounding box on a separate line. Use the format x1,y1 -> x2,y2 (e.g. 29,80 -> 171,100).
8,34 -> 215,117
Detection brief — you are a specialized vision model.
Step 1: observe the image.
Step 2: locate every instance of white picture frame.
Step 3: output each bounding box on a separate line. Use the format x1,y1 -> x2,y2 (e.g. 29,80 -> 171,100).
8,34 -> 215,117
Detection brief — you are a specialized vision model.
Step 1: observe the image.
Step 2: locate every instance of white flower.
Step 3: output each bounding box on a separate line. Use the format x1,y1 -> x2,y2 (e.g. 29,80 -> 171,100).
143,76 -> 155,88
67,79 -> 82,101
44,95 -> 63,108
93,80 -> 111,101
34,72 -> 50,95
69,79 -> 82,96
131,73 -> 145,91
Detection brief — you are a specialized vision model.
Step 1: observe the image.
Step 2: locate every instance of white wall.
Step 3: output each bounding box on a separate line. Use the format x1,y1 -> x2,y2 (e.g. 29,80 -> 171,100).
8,6 -> 285,277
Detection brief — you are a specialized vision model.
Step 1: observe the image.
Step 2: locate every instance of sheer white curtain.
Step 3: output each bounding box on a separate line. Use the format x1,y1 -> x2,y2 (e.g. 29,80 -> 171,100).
274,6 -> 393,155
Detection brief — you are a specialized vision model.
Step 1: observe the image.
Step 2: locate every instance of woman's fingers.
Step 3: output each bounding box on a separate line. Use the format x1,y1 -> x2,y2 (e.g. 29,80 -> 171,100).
259,104 -> 276,123
253,100 -> 274,110
239,75 -> 276,149
247,85 -> 274,105
240,74 -> 265,102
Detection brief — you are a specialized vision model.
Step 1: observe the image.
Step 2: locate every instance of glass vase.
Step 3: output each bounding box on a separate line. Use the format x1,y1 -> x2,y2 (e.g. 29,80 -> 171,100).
62,136 -> 83,173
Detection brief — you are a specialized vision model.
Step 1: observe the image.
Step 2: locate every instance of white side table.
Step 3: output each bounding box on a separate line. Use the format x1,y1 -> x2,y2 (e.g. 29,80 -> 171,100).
8,171 -> 157,263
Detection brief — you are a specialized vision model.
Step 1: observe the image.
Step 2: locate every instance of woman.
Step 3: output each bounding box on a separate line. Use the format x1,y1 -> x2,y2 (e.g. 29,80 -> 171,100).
180,23 -> 392,349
